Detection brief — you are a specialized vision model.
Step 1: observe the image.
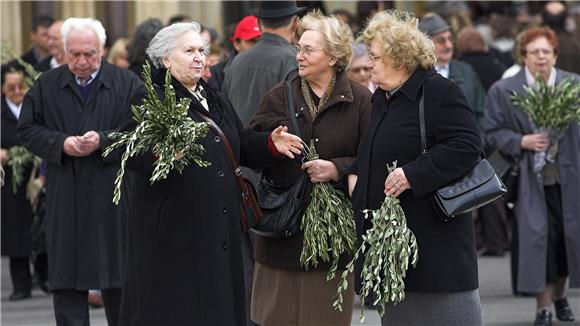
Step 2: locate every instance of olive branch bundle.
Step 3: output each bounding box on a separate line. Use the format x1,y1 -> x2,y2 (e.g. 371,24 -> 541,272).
300,140 -> 357,281
103,62 -> 211,204
7,146 -> 41,193
511,76 -> 580,130
333,161 -> 418,321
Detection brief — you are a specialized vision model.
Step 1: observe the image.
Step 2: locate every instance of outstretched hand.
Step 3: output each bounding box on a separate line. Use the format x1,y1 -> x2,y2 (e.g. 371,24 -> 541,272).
271,126 -> 303,159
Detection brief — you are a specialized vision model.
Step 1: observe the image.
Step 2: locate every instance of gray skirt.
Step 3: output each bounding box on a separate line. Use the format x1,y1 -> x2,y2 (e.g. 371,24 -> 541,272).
380,290 -> 483,326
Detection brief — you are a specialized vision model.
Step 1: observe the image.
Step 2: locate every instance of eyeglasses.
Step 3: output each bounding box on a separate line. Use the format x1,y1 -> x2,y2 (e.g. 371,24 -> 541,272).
349,66 -> 370,74
526,48 -> 554,57
367,53 -> 383,62
294,44 -> 323,57
433,35 -> 454,45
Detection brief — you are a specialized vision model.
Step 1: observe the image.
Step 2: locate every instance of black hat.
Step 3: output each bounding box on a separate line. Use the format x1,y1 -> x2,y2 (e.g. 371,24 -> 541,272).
249,1 -> 307,19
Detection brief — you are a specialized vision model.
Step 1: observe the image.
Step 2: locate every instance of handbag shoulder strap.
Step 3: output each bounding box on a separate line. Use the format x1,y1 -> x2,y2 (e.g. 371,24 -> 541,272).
197,111 -> 244,178
286,79 -> 302,139
419,86 -> 427,154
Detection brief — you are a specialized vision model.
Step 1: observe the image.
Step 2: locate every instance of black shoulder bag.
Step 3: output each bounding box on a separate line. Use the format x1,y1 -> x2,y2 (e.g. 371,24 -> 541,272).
251,80 -> 309,238
418,86 -> 507,221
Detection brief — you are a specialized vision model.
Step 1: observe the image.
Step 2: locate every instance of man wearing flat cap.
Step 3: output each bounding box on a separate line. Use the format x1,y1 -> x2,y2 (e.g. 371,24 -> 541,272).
223,3 -> 306,324
420,13 -> 486,129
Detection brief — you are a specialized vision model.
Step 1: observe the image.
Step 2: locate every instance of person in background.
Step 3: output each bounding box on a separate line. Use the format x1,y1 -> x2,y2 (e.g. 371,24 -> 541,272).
346,43 -> 377,92
250,10 -> 371,325
201,42 -> 222,82
208,15 -> 262,92
107,38 -> 130,69
21,16 -> 54,66
118,22 -> 302,325
457,27 -> 506,91
18,18 -> 145,326
167,14 -> 192,26
35,20 -> 66,72
350,10 -> 483,325
1,62 -> 47,301
222,2 -> 306,325
485,27 -> 579,326
542,1 -> 580,74
127,18 -> 163,78
419,13 -> 486,129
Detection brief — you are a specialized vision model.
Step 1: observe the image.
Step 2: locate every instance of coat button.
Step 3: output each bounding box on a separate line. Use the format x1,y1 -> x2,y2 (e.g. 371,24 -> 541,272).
214,136 -> 220,143
218,170 -> 225,178
222,208 -> 227,214
340,95 -> 345,98
47,138 -> 55,146
222,242 -> 228,250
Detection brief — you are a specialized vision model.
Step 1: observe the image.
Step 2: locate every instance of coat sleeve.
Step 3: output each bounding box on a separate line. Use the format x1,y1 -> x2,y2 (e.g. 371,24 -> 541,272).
402,79 -> 483,197
17,79 -> 70,166
99,75 -> 146,165
484,82 -> 523,159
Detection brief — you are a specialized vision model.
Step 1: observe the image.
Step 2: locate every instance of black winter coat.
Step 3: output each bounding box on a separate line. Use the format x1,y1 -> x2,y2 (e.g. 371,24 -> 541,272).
118,68 -> 277,326
1,97 -> 34,257
17,61 -> 145,290
351,68 -> 482,293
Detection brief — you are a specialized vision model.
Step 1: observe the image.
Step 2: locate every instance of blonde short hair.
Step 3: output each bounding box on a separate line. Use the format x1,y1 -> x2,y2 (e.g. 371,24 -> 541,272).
297,10 -> 354,72
359,10 -> 436,72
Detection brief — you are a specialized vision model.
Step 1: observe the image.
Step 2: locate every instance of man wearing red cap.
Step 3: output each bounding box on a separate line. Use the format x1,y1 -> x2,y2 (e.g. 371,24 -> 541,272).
208,16 -> 262,92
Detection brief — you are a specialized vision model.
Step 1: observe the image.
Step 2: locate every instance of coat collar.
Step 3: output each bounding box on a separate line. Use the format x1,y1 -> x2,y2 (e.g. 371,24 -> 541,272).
1,96 -> 17,121
372,68 -> 437,105
58,60 -> 113,90
290,70 -> 354,116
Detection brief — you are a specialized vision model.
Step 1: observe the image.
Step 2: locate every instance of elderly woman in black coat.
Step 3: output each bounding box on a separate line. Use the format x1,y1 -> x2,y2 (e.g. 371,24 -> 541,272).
118,22 -> 302,326
348,10 -> 483,325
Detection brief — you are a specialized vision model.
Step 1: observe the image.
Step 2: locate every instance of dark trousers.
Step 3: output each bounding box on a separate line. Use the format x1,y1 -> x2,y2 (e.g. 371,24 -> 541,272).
9,257 -> 32,294
53,288 -> 122,326
477,199 -> 509,253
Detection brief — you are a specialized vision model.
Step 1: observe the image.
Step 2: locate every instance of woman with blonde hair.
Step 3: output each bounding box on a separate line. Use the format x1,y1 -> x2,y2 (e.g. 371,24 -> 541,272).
250,10 -> 371,325
348,10 -> 483,325
107,37 -> 129,69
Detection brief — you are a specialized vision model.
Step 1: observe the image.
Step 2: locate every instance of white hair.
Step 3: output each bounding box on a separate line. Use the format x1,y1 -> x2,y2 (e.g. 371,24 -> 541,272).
61,18 -> 107,52
147,22 -> 202,68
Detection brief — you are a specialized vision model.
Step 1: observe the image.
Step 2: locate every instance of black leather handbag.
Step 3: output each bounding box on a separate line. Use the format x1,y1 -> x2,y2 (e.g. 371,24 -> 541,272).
418,87 -> 507,221
251,79 -> 308,238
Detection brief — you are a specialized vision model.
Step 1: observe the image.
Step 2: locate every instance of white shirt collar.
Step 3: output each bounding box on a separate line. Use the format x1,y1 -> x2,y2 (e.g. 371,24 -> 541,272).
50,57 -> 61,69
525,66 -> 557,87
75,68 -> 100,86
436,64 -> 450,79
5,97 -> 21,120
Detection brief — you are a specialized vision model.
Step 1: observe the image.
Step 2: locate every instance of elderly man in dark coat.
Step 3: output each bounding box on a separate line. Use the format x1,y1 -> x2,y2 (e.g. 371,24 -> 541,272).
18,17 -> 144,326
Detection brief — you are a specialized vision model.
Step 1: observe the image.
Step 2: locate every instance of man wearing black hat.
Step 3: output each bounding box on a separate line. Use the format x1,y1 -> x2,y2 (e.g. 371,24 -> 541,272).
222,3 -> 306,325
223,1 -> 305,127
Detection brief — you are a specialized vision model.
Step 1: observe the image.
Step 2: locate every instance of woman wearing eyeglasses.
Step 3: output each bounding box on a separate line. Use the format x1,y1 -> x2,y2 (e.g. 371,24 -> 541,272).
486,27 -> 580,326
347,43 -> 377,92
250,10 -> 371,325
348,10 -> 483,325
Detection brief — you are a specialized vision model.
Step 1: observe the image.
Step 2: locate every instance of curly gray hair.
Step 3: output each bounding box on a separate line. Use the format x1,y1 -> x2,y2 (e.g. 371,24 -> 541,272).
146,22 -> 202,68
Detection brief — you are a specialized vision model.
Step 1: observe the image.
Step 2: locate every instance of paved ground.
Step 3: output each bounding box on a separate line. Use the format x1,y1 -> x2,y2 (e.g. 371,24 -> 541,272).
2,255 -> 579,325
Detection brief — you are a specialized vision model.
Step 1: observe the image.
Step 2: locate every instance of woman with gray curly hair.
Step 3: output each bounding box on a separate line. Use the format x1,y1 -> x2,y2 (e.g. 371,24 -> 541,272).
118,22 -> 303,326
249,10 -> 372,325
348,10 -> 483,325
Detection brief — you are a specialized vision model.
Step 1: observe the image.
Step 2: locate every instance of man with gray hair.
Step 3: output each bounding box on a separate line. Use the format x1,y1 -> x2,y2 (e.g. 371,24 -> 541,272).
18,17 -> 144,326
420,12 -> 486,128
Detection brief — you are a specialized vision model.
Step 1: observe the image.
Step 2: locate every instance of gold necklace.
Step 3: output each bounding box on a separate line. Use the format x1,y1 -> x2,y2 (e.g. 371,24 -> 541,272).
300,72 -> 336,119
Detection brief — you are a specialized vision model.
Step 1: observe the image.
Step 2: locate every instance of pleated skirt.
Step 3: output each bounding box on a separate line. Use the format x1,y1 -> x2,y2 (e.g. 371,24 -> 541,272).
251,262 -> 355,326
380,289 -> 483,326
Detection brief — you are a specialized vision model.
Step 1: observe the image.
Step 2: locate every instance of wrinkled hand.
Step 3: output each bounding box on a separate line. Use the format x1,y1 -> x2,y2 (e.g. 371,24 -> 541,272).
64,131 -> 100,157
271,126 -> 303,159
0,148 -> 8,166
384,167 -> 410,197
302,159 -> 339,183
521,133 -> 550,152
